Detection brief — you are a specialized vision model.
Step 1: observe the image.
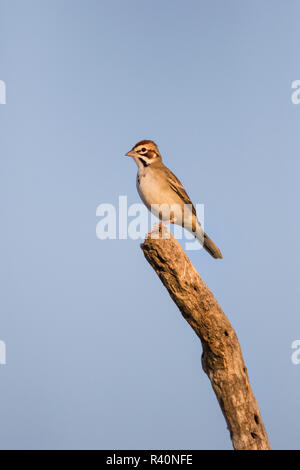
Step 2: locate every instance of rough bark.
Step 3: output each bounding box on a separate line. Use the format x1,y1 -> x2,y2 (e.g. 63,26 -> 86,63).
140,226 -> 270,450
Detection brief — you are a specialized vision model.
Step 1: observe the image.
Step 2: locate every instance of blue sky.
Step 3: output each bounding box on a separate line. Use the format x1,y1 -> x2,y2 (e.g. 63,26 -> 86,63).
0,0 -> 300,449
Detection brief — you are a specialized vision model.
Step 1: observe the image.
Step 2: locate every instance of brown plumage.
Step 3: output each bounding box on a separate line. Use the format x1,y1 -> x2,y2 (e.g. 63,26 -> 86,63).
125,140 -> 222,259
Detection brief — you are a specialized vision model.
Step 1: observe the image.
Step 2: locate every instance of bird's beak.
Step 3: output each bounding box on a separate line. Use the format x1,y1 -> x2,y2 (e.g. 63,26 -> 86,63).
125,150 -> 136,157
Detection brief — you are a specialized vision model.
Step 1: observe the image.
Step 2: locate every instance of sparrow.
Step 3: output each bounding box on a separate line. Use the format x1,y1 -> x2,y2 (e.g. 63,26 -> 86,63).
125,140 -> 222,259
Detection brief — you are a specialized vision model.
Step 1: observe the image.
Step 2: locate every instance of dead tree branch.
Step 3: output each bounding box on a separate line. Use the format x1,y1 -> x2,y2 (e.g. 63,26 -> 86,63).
140,226 -> 270,450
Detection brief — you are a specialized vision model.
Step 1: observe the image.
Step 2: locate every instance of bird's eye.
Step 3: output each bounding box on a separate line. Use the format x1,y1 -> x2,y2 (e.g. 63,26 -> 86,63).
141,147 -> 147,152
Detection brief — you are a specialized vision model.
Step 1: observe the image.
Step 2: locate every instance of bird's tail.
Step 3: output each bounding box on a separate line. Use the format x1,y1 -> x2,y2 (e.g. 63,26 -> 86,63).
202,232 -> 222,259
194,224 -> 222,259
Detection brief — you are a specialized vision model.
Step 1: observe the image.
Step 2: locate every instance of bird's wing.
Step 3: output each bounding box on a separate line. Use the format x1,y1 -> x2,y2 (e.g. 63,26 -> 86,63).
164,167 -> 197,217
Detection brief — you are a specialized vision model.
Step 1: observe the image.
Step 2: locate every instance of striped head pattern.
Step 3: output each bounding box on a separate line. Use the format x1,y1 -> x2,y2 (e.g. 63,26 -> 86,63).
125,140 -> 162,167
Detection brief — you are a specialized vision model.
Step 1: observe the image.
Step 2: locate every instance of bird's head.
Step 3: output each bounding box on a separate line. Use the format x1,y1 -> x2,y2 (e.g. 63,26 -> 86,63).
125,140 -> 162,167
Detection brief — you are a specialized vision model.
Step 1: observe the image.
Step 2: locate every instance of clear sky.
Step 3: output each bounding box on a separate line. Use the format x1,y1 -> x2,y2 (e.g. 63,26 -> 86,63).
1,0 -> 300,450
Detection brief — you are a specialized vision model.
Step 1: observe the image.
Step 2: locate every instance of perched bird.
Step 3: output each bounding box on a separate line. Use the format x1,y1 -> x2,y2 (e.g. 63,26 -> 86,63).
125,140 -> 222,259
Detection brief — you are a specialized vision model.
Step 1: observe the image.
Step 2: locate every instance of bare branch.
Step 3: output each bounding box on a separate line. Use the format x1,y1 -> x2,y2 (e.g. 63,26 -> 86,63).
141,226 -> 270,450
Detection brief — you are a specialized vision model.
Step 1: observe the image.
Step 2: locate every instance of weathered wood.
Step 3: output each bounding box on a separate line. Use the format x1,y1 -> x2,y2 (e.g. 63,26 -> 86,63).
141,226 -> 270,450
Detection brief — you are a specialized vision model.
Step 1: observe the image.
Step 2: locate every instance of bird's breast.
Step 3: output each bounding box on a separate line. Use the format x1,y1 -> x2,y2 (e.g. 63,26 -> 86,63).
136,170 -> 164,210
136,169 -> 185,223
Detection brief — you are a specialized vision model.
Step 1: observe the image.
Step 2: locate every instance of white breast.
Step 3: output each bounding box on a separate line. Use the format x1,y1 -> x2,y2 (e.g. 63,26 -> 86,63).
136,168 -> 186,223
137,170 -> 163,209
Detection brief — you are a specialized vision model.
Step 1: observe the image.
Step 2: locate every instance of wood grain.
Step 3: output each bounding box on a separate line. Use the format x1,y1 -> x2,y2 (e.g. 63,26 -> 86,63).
141,226 -> 270,450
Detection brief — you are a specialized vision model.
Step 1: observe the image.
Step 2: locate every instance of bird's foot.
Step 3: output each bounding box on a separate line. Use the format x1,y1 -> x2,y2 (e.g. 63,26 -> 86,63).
150,220 -> 174,239
160,218 -> 175,226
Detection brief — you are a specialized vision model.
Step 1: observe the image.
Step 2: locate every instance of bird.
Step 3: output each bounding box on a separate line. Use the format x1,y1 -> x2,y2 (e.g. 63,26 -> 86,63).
125,140 -> 222,259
